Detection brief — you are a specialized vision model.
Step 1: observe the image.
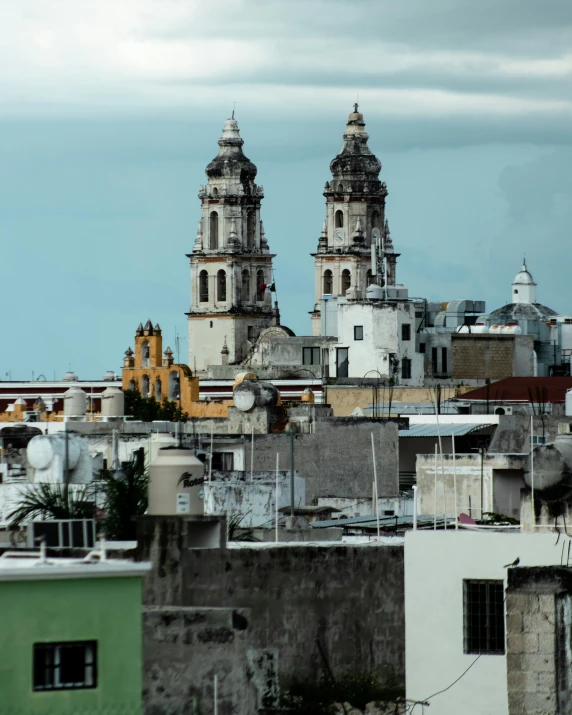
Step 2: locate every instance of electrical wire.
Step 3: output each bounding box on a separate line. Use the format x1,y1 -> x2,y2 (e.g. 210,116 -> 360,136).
408,654 -> 482,713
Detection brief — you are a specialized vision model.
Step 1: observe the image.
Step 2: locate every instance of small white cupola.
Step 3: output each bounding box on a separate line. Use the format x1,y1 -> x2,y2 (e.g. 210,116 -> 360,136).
512,258 -> 537,305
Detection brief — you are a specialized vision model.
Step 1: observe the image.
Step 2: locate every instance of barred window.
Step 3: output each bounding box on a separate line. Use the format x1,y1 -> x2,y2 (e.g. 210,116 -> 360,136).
463,580 -> 505,654
34,641 -> 97,691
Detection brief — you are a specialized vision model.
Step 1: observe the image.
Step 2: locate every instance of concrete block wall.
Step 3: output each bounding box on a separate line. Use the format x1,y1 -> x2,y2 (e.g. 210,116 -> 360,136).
506,567 -> 572,715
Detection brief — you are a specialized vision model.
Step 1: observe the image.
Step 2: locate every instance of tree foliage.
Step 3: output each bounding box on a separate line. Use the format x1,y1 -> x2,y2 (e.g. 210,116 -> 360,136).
124,389 -> 188,423
96,452 -> 148,540
8,483 -> 94,529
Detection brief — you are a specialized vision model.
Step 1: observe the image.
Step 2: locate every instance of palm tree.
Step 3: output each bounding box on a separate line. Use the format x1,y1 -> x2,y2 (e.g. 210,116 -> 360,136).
96,454 -> 148,540
8,483 -> 94,530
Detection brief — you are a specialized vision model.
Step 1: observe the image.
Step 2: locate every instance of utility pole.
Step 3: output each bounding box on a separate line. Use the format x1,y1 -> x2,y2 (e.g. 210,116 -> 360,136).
287,429 -> 295,518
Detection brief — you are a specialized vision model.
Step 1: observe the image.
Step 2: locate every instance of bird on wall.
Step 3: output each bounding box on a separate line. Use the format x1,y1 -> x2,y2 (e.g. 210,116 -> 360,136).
503,557 -> 520,568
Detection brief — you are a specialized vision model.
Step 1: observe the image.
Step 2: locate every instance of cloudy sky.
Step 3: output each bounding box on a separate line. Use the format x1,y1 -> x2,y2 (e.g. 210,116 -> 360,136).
1,0 -> 571,379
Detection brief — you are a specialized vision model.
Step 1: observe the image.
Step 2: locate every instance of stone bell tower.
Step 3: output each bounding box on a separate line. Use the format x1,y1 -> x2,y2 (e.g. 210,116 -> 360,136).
310,105 -> 399,334
187,116 -> 276,373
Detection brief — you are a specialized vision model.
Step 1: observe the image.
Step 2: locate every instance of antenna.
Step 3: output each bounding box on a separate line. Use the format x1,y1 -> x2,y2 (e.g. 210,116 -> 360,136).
232,102 -> 235,119
175,327 -> 181,365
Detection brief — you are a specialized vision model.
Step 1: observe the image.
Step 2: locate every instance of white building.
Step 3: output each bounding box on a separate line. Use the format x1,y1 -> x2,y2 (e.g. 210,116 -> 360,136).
405,530 -> 563,715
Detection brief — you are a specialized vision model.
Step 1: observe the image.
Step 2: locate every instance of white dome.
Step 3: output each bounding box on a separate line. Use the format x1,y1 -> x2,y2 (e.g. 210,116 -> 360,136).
102,370 -> 117,381
62,371 -> 78,382
513,262 -> 535,286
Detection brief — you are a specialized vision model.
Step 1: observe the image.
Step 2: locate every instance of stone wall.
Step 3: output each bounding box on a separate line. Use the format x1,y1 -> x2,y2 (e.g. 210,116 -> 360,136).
452,334 -> 534,380
137,516 -> 405,710
506,566 -> 572,715
246,418 -> 399,501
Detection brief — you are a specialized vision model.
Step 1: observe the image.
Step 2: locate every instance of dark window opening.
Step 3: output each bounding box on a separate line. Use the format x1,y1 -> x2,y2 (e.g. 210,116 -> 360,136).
323,270 -> 333,295
256,270 -> 265,301
335,210 -> 344,228
211,452 -> 234,470
419,343 -> 426,354
199,270 -> 209,302
247,211 -> 256,247
241,270 -> 250,302
247,326 -> 255,342
366,269 -> 374,286
217,270 -> 226,302
372,210 -> 380,229
303,347 -> 321,365
432,347 -> 438,374
401,324 -> 411,341
209,211 -> 219,249
336,347 -> 349,378
354,326 -> 364,341
401,357 -> 412,380
442,347 -> 448,374
463,580 -> 505,655
34,641 -> 97,691
341,269 -> 351,296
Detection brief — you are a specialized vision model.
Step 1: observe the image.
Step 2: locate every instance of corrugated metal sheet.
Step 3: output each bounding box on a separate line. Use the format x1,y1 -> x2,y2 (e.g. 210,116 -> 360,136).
398,423 -> 496,438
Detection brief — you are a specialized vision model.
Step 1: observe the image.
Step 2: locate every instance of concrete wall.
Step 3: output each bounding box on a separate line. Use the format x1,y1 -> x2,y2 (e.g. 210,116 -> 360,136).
506,567 -> 572,715
326,384 -> 468,417
405,531 -> 565,715
245,418 -> 400,501
416,452 -> 527,519
143,606 -> 260,715
137,517 -> 405,696
452,334 -> 535,380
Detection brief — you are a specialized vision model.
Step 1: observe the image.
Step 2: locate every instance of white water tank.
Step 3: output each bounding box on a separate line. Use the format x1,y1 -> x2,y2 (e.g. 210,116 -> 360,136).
64,387 -> 86,417
101,386 -> 124,417
503,324 -> 522,335
366,284 -> 384,301
148,447 -> 205,516
471,323 -> 488,334
27,433 -> 82,471
233,380 -> 280,412
489,325 -> 503,334
566,389 -> 572,417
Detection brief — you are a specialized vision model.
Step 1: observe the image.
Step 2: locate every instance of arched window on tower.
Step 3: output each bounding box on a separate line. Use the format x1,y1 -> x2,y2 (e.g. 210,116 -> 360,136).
323,270 -> 333,295
217,270 -> 227,302
209,211 -> 219,249
141,374 -> 150,398
372,210 -> 381,229
341,269 -> 351,296
366,269 -> 374,286
213,187 -> 218,197
155,378 -> 162,402
169,371 -> 180,400
335,210 -> 344,228
199,270 -> 209,302
256,270 -> 265,301
338,183 -> 344,193
241,269 -> 251,302
247,211 -> 256,248
128,379 -> 136,391
141,340 -> 150,368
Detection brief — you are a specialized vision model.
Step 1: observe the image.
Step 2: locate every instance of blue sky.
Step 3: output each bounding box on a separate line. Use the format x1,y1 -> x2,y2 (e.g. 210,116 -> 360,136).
1,0 -> 571,380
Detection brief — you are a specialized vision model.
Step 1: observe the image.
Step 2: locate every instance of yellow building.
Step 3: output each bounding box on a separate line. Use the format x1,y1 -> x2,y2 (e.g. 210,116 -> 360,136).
122,320 -> 230,418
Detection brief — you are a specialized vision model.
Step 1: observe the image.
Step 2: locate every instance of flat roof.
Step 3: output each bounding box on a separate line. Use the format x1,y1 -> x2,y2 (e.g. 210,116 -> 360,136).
0,552 -> 150,582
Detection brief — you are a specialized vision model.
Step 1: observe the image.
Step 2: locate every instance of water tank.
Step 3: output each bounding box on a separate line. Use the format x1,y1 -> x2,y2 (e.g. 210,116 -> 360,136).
101,386 -> 124,417
301,387 -> 315,403
63,387 -> 86,417
233,371 -> 257,390
489,325 -> 503,334
567,389 -> 572,417
148,447 -> 205,516
471,323 -> 488,334
27,433 -> 82,471
524,435 -> 572,501
102,370 -> 117,381
503,324 -> 522,335
456,325 -> 471,334
62,371 -> 79,382
366,284 -> 384,300
233,380 -> 280,412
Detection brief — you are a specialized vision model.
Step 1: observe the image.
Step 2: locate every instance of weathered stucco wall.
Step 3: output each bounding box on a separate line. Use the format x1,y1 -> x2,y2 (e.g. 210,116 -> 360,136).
246,418 -> 399,501
452,334 -> 534,380
137,517 -> 405,703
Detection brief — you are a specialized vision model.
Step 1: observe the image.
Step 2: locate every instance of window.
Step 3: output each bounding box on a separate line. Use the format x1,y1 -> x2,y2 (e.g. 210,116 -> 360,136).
432,347 -> 438,374
141,374 -> 149,398
247,211 -> 256,247
303,347 -> 321,365
336,347 -> 349,378
419,343 -> 426,354
212,187 -> 218,197
169,370 -> 180,400
371,210 -> 380,229
241,269 -> 250,302
341,269 -> 351,296
401,358 -> 411,379
141,340 -> 150,368
217,270 -> 226,302
256,270 -> 265,301
354,326 -> 363,341
532,435 -> 547,445
335,210 -> 344,228
34,641 -> 97,691
199,270 -> 209,302
442,347 -> 448,374
463,580 -> 505,655
338,183 -> 344,193
366,269 -> 374,286
211,452 -> 234,470
154,378 -> 162,402
401,324 -> 411,341
323,270 -> 333,295
247,326 -> 255,341
209,211 -> 218,249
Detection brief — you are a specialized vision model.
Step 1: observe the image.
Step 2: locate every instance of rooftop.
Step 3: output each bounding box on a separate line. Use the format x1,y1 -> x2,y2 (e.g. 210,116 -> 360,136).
460,377 -> 572,404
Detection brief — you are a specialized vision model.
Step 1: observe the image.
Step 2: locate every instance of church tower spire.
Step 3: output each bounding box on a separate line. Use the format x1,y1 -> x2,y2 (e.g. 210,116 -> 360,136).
187,117 -> 276,372
310,106 -> 399,333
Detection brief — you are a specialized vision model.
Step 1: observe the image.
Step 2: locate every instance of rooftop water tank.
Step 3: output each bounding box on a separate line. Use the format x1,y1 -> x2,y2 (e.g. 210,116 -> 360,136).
148,447 -> 205,516
102,370 -> 117,381
233,380 -> 280,412
63,387 -> 86,417
27,433 -> 82,471
366,284 -> 384,301
567,389 -> 572,417
62,371 -> 79,382
101,386 -> 124,417
524,435 -> 572,502
502,324 -> 522,335
471,323 -> 488,334
489,325 -> 503,334
456,325 -> 471,333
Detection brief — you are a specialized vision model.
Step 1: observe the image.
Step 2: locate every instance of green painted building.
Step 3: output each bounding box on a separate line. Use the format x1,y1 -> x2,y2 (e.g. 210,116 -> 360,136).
0,554 -> 150,715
